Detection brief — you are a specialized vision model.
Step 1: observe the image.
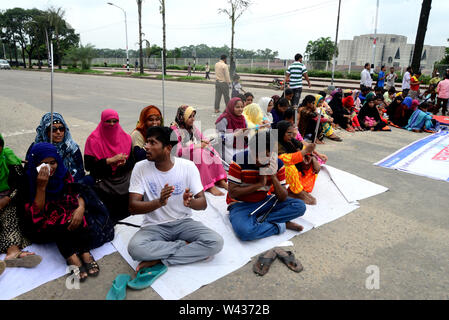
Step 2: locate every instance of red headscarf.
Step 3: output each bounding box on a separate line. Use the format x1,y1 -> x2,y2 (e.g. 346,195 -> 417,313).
85,109 -> 132,169
135,105 -> 163,138
215,97 -> 247,130
342,96 -> 354,109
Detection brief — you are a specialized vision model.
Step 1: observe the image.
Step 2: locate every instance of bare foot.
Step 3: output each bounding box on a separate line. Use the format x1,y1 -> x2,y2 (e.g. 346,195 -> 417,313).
315,139 -> 325,144
216,179 -> 228,190
5,246 -> 36,260
290,190 -> 317,205
207,186 -> 224,196
286,221 -> 304,232
67,254 -> 88,281
136,260 -> 162,272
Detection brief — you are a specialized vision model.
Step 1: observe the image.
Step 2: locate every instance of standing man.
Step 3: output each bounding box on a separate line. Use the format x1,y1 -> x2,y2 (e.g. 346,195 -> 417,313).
360,63 -> 373,90
285,54 -> 311,107
187,62 -> 192,76
386,67 -> 398,90
205,62 -> 210,80
214,55 -> 231,113
377,65 -> 386,89
402,66 -> 412,97
409,71 -> 422,99
436,73 -> 449,116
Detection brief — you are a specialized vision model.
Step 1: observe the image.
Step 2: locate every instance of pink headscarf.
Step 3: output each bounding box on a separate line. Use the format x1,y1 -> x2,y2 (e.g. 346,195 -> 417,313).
411,99 -> 420,111
84,109 -> 132,169
215,97 -> 247,130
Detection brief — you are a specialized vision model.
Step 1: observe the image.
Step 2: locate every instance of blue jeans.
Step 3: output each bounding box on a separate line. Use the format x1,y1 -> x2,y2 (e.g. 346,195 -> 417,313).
229,197 -> 306,241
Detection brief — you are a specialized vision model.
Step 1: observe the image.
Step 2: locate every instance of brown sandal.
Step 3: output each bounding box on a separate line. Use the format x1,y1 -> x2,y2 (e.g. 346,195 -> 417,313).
4,251 -> 42,268
274,248 -> 303,273
252,249 -> 277,276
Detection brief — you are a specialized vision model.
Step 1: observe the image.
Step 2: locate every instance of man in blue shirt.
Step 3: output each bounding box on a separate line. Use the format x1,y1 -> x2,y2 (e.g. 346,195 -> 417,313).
377,65 -> 386,89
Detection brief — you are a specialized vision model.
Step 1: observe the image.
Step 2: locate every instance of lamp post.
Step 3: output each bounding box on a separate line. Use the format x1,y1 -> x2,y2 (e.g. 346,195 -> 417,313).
331,0 -> 341,86
108,2 -> 129,72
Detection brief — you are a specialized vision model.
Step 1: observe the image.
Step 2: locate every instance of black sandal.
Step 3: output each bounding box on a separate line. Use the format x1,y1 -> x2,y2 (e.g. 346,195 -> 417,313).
80,253 -> 100,277
252,249 -> 277,276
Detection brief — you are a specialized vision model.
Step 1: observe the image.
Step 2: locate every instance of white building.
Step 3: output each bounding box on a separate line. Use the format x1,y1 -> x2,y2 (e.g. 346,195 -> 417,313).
336,34 -> 446,74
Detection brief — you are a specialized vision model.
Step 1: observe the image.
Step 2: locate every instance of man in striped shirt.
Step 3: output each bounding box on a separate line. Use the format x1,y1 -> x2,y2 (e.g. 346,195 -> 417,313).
227,130 -> 306,241
285,53 -> 312,107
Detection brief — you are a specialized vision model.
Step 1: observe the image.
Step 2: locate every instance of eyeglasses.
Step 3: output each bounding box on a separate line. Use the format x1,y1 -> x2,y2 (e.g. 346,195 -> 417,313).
105,119 -> 118,124
48,126 -> 65,133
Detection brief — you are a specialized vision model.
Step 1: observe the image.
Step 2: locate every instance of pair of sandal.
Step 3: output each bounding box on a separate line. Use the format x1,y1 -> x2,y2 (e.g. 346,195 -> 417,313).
106,263 -> 168,300
253,247 -> 303,276
68,252 -> 100,283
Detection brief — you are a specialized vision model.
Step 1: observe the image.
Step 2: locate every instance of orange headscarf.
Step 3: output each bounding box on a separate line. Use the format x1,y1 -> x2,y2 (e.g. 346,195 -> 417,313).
135,105 -> 163,138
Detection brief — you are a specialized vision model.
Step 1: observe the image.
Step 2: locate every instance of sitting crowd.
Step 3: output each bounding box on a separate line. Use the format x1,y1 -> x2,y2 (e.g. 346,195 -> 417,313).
1,67 -> 445,285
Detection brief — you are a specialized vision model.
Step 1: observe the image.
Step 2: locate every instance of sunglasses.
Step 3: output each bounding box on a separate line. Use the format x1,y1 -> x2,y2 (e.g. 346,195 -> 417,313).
47,126 -> 65,133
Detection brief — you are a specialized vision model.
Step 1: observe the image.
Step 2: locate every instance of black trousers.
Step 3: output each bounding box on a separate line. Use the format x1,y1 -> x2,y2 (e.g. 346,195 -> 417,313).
291,87 -> 303,106
214,81 -> 230,111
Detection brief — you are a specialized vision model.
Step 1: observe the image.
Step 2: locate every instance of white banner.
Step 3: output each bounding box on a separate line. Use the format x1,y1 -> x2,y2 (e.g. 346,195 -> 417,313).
375,130 -> 449,182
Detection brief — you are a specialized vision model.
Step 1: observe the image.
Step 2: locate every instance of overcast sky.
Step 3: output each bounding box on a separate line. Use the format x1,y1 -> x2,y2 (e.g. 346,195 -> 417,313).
2,0 -> 448,59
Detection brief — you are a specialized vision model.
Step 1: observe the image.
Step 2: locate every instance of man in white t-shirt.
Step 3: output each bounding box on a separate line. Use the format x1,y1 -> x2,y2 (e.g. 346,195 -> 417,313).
127,126 -> 223,271
360,63 -> 372,89
402,66 -> 412,97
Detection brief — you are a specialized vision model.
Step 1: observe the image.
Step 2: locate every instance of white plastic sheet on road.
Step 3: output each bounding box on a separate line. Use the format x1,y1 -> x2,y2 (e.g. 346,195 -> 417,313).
0,165 -> 387,300
375,130 -> 449,182
113,165 -> 388,300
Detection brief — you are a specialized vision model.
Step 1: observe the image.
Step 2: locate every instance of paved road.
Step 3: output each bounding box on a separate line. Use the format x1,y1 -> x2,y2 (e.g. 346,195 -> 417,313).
1,70 -> 448,300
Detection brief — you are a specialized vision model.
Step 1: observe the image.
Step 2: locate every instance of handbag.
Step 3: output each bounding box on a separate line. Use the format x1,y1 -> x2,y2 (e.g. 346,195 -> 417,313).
95,168 -> 132,196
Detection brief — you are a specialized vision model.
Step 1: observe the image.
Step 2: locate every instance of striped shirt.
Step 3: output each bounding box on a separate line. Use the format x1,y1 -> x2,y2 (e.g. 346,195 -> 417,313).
226,150 -> 287,205
286,61 -> 308,89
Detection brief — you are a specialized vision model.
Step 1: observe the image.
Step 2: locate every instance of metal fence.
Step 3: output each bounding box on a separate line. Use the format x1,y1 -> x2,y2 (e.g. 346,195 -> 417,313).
90,57 -> 426,74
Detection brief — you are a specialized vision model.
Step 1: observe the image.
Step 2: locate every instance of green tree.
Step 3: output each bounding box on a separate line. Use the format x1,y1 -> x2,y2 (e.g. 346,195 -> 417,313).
66,43 -> 96,69
219,0 -> 252,77
305,37 -> 338,61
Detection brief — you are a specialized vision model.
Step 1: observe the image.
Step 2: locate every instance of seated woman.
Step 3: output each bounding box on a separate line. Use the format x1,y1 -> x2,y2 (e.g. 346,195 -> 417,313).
84,109 -> 134,222
243,103 -> 270,132
357,96 -> 390,131
0,134 -> 41,271
24,143 -> 99,282
28,113 -> 85,183
297,95 -> 325,144
270,97 -> 290,125
258,97 -> 274,124
342,95 -> 363,131
276,121 -> 322,205
390,97 -> 414,128
131,105 -> 163,162
315,95 -> 342,141
171,105 -> 228,196
386,95 -> 404,125
405,102 -> 440,133
329,91 -> 354,132
215,97 -> 249,168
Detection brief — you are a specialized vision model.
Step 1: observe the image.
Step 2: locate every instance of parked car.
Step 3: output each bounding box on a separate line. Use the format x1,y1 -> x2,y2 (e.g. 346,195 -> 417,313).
0,59 -> 11,69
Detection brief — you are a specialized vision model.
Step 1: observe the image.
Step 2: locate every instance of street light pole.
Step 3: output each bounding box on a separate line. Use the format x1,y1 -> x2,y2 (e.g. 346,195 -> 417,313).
331,0 -> 342,86
371,0 -> 380,75
108,2 -> 129,72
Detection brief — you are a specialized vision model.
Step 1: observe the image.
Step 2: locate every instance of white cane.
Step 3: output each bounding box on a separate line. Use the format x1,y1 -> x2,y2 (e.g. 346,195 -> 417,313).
249,195 -> 276,216
313,108 -> 322,144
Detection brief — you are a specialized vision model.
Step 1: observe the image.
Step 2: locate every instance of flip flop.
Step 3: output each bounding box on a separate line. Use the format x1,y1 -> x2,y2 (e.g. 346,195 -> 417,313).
4,251 -> 42,268
106,274 -> 132,300
252,249 -> 277,276
127,263 -> 168,290
274,248 -> 303,273
0,260 -> 5,276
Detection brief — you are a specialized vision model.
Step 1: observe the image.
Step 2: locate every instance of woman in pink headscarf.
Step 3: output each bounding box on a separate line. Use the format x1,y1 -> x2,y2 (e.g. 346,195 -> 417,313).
84,109 -> 134,222
215,97 -> 249,169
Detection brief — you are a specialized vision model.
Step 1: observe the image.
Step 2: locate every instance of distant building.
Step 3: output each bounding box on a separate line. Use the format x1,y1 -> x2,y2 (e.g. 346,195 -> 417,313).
336,34 -> 446,74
